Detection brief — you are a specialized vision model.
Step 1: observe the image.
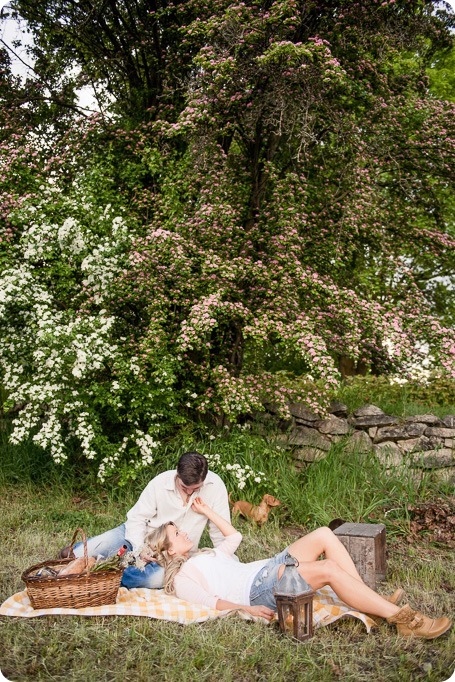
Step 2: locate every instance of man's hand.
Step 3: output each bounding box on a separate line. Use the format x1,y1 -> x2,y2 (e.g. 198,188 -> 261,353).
139,547 -> 157,563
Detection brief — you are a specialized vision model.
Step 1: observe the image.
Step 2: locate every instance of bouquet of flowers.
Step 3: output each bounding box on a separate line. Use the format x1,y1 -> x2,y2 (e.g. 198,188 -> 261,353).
30,545 -> 146,578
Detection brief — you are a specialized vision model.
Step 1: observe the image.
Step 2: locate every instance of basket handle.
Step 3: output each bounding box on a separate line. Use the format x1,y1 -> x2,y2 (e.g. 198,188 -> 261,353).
68,527 -> 91,576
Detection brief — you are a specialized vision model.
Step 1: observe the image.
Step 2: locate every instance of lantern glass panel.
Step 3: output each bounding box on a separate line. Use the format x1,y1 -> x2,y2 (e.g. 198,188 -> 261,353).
279,601 -> 295,636
296,599 -> 312,640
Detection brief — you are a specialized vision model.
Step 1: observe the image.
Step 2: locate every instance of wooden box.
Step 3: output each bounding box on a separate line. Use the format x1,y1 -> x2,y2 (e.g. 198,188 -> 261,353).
333,522 -> 386,589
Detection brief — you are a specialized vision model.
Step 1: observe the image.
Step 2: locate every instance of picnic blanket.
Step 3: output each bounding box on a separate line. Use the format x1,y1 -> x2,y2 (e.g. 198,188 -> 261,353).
0,585 -> 374,631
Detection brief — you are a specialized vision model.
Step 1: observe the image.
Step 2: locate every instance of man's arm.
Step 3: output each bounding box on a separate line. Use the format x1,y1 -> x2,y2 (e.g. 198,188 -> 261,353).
124,480 -> 158,551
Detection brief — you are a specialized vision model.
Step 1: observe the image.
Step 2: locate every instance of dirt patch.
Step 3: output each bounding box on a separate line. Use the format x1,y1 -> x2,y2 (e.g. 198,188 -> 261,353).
407,497 -> 455,548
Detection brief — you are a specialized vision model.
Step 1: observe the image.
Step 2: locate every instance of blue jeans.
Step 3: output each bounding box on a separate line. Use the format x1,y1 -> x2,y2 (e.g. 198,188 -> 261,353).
73,523 -> 128,560
73,523 -> 165,589
121,563 -> 165,589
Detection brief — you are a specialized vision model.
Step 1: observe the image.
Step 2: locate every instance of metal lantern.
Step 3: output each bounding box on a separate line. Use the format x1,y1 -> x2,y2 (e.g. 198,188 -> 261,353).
274,554 -> 314,641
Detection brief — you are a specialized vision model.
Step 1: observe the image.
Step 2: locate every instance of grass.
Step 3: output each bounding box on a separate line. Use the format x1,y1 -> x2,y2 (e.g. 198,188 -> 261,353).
0,484 -> 453,682
2,613 -> 452,682
0,427 -> 454,681
334,375 -> 455,418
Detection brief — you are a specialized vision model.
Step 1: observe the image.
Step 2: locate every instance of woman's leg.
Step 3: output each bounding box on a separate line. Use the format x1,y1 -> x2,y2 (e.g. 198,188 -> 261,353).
293,559 -> 400,619
281,528 -> 450,638
284,526 -> 402,618
287,527 -> 363,582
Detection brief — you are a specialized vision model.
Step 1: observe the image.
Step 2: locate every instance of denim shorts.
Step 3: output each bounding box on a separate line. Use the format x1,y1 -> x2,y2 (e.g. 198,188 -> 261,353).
249,547 -> 290,611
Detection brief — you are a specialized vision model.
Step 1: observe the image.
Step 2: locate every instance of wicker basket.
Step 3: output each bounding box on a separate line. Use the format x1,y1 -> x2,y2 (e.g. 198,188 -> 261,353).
21,528 -> 123,609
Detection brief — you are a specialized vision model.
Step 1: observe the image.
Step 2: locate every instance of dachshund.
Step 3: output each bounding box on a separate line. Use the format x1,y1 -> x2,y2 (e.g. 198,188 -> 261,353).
230,493 -> 281,526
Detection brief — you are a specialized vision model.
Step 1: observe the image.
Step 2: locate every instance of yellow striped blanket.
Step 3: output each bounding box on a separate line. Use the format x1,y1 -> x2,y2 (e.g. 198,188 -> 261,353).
0,585 -> 375,631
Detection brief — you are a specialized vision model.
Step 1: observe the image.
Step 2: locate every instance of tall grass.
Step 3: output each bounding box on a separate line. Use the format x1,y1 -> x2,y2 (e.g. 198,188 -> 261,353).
0,422 -> 449,547
293,444 -> 437,532
334,375 -> 455,418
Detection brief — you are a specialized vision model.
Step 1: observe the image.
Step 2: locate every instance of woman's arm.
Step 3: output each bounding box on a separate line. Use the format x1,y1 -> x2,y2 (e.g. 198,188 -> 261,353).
204,476 -> 231,548
215,598 -> 275,621
191,497 -> 237,537
175,569 -> 274,621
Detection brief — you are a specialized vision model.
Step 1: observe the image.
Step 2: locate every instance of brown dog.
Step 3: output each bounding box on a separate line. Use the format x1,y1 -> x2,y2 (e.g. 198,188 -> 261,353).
230,493 -> 281,526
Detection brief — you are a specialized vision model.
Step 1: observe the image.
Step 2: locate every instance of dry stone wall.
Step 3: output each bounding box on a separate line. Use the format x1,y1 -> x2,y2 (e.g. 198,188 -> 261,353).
260,402 -> 455,483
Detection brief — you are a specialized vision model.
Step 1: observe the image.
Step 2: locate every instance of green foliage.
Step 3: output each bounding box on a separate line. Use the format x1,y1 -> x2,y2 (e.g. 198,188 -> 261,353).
335,373 -> 455,417
1,418 -> 449,534
0,0 -> 454,480
428,46 -> 455,102
0,429 -> 58,486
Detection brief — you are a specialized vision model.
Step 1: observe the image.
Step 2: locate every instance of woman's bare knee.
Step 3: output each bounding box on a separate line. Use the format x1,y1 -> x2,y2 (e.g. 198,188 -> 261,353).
289,527 -> 339,564
311,526 -> 335,547
297,558 -> 341,590
318,526 -> 335,539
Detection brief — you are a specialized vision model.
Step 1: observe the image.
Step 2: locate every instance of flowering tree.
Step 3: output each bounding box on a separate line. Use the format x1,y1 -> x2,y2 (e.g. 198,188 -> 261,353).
0,0 -> 454,480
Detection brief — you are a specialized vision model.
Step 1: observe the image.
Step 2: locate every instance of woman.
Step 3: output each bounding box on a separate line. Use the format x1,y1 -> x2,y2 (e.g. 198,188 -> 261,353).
143,497 -> 451,639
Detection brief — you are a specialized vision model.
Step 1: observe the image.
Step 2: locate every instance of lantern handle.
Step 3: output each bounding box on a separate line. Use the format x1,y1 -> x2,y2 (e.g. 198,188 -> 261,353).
284,553 -> 300,568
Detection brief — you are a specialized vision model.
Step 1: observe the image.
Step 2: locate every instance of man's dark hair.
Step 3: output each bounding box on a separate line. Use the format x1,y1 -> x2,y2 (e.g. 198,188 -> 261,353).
176,451 -> 208,485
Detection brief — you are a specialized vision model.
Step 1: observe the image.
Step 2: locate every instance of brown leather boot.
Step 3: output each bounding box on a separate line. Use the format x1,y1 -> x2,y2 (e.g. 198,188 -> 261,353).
387,604 -> 452,640
365,588 -> 405,625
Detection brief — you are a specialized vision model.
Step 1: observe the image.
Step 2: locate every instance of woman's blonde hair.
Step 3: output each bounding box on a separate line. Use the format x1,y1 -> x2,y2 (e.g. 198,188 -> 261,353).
144,522 -> 188,595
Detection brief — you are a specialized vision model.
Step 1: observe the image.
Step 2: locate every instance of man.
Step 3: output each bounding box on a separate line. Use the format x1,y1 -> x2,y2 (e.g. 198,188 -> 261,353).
59,451 -> 230,588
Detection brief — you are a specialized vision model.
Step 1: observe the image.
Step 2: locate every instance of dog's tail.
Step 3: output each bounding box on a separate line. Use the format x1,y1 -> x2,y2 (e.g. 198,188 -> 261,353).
228,492 -> 236,507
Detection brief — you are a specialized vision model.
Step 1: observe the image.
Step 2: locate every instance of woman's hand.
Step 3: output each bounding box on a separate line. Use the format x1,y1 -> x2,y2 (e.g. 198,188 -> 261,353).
246,605 -> 275,621
192,496 -> 238,538
215,599 -> 275,621
191,496 -> 210,516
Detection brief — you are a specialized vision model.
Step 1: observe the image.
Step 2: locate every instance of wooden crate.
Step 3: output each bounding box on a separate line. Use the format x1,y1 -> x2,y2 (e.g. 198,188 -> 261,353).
333,522 -> 386,589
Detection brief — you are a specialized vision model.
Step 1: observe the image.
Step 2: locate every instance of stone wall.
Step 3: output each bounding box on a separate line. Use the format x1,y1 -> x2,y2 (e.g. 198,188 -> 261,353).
259,402 -> 455,483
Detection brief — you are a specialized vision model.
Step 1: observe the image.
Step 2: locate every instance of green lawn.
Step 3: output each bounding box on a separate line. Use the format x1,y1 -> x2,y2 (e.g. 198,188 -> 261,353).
0,479 -> 454,682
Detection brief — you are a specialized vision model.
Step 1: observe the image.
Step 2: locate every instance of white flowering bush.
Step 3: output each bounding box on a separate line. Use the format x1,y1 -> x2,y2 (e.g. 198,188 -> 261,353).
204,451 -> 267,492
0,183 -> 176,481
